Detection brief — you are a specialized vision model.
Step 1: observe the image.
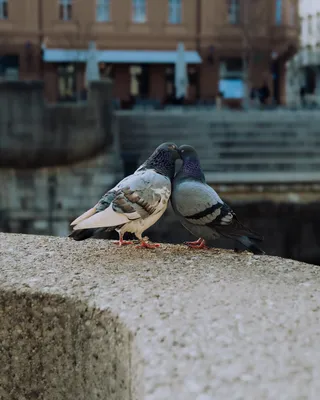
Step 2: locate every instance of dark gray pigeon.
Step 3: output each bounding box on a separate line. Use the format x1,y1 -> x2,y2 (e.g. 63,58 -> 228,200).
69,142 -> 180,249
171,145 -> 265,255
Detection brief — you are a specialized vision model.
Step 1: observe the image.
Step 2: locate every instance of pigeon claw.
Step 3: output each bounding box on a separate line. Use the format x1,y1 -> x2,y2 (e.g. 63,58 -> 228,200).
184,238 -> 203,246
136,241 -> 160,249
185,238 -> 209,250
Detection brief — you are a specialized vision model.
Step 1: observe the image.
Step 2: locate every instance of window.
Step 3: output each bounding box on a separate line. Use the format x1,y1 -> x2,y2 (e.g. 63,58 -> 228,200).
275,0 -> 282,24
132,0 -> 146,23
0,55 -> 19,80
59,0 -> 72,21
0,0 -> 8,19
227,0 -> 240,24
317,13 -> 320,33
168,0 -> 181,24
96,0 -> 110,22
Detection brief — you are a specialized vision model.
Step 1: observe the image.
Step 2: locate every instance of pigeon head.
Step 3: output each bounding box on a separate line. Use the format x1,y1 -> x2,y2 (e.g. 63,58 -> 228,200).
142,142 -> 180,179
179,145 -> 199,161
178,145 -> 205,181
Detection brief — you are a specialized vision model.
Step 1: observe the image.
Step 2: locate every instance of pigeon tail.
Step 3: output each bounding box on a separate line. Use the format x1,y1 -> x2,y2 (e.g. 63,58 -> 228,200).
216,217 -> 265,255
69,226 -> 119,241
217,216 -> 263,242
234,235 -> 265,255
68,228 -> 97,241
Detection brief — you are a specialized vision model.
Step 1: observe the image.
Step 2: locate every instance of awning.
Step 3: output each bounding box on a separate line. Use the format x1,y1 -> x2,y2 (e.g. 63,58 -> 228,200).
43,49 -> 202,64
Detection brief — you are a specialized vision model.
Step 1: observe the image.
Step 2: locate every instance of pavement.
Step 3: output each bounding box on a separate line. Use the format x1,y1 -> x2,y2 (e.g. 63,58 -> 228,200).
1,233 -> 320,400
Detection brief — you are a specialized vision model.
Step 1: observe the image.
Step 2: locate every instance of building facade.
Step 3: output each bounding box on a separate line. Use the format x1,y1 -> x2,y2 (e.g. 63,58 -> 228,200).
286,0 -> 320,107
0,0 -> 299,105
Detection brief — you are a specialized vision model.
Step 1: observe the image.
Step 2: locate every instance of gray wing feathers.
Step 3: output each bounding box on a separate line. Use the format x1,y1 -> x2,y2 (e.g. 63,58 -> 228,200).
98,169 -> 169,219
173,180 -> 224,225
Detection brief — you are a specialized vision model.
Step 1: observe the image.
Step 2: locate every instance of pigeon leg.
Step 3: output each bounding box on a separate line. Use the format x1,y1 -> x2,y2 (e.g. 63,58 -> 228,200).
113,234 -> 134,246
184,237 -> 203,246
186,238 -> 209,250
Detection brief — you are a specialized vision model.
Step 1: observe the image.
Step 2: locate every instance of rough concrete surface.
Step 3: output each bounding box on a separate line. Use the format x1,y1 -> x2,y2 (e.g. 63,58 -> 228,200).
1,233 -> 320,400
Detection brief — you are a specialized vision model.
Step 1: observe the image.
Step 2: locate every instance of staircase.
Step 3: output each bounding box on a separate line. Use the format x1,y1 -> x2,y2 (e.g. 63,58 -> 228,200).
116,110 -> 320,183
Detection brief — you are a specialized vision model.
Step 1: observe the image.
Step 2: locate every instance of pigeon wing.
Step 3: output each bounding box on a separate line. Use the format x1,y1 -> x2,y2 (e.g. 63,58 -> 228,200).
72,169 -> 169,230
173,179 -> 262,241
173,180 -> 227,226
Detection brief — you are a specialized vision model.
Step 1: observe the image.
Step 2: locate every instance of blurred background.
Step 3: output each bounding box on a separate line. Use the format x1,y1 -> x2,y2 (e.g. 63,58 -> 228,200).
1,0 -> 320,265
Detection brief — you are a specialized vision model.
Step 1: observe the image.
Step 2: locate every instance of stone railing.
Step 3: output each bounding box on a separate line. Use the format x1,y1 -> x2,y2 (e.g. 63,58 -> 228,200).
1,233 -> 320,399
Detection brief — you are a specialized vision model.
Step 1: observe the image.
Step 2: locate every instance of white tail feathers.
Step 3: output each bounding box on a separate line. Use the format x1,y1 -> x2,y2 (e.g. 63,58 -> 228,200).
70,206 -> 97,226
72,204 -> 129,230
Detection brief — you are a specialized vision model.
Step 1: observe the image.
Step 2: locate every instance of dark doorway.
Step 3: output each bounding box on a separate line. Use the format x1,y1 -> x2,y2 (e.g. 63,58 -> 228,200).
57,63 -> 77,102
305,66 -> 316,94
165,66 -> 175,102
99,62 -> 114,79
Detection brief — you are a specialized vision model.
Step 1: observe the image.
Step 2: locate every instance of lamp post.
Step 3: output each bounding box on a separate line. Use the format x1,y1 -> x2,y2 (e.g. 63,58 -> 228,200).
196,0 -> 202,99
38,0 -> 44,78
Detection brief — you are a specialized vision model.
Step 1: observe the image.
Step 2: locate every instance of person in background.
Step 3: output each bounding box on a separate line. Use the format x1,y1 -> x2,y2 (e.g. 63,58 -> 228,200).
259,81 -> 270,105
250,86 -> 259,107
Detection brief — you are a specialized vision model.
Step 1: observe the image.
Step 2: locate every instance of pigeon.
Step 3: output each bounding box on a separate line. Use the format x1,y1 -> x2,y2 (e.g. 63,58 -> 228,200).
69,142 -> 180,249
171,145 -> 265,255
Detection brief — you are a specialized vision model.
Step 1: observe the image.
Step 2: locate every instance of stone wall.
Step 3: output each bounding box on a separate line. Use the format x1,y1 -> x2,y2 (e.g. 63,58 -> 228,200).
0,79 -> 113,168
1,233 -> 320,400
0,151 -> 121,237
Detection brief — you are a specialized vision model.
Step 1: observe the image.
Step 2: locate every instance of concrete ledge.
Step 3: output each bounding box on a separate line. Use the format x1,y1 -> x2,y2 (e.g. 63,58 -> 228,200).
1,233 -> 320,399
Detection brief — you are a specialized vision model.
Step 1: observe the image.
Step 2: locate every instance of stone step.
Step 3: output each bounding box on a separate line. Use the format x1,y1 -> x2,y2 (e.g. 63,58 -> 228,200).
124,131 -> 313,138
215,149 -> 320,155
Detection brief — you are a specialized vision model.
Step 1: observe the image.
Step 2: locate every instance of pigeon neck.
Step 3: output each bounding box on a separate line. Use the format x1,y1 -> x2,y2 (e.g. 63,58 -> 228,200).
143,150 -> 175,179
181,158 -> 205,181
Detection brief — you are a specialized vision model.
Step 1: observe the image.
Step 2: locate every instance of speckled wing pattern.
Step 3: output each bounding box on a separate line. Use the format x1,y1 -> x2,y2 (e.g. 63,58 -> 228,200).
71,169 -> 170,231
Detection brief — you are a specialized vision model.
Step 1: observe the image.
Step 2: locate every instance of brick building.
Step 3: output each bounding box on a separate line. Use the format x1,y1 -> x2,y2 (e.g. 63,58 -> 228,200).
0,0 -> 299,104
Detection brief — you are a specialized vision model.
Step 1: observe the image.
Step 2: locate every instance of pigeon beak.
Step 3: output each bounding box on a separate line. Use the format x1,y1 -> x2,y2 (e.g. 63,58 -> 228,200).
167,144 -> 180,158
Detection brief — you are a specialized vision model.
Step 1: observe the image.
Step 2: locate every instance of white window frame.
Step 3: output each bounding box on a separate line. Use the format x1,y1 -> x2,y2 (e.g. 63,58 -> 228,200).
0,0 -> 8,20
275,0 -> 282,25
132,0 -> 146,24
168,0 -> 182,24
227,0 -> 240,24
96,0 -> 110,22
59,0 -> 72,21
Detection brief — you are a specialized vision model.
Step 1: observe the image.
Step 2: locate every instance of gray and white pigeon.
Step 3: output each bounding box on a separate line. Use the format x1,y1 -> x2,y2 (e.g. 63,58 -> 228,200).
69,142 -> 180,249
171,145 -> 265,254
